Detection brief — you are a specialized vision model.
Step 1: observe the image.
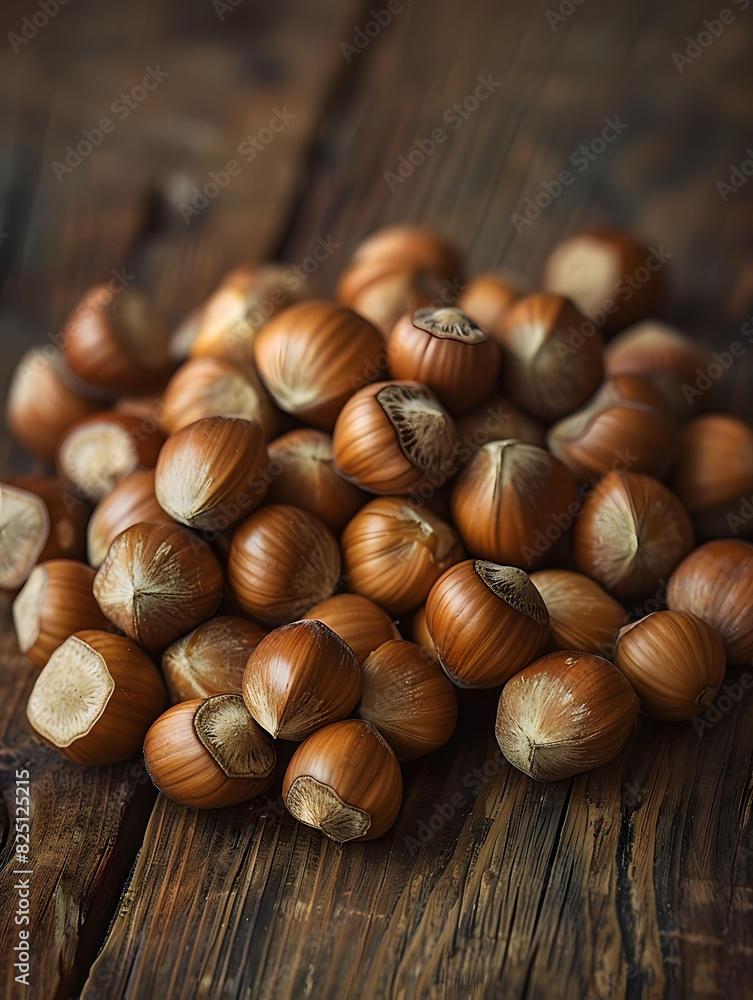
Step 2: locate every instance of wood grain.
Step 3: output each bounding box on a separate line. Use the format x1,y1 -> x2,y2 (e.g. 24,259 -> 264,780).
2,0 -> 753,997
0,1 -> 364,996
81,686 -> 753,1000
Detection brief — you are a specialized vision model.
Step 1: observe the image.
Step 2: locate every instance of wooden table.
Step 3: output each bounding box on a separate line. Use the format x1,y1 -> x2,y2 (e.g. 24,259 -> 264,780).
1,1 -> 753,997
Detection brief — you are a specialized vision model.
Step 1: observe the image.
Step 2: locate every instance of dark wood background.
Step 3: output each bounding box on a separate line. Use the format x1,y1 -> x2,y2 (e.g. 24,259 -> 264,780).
1,1 -> 752,997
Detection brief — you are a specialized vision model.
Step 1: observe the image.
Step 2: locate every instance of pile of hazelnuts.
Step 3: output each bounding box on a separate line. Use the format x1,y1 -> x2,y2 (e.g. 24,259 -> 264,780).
3,225 -> 752,844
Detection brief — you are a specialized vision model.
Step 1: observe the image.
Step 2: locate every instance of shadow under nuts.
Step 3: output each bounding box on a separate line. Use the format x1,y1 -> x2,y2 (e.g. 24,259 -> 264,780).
495,650 -> 640,781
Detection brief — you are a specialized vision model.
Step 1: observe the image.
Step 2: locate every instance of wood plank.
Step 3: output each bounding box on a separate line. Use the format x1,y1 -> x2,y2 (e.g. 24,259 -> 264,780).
80,1 -> 753,997
82,685 -> 753,999
0,2 -> 365,997
0,0 -> 363,334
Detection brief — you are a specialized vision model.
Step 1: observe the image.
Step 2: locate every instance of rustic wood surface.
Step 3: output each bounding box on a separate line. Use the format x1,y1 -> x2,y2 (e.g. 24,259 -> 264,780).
1,0 -> 753,998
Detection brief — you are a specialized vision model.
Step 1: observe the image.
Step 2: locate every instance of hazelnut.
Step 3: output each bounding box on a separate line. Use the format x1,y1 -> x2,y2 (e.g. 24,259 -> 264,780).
333,381 -> 458,495
87,469 -> 172,568
529,569 -> 627,659
671,414 -> 753,515
667,540 -> 753,666
451,441 -> 577,568
0,483 -> 52,590
254,301 -> 385,430
356,639 -> 457,760
573,471 -> 693,599
228,505 -> 341,626
265,428 -> 367,535
542,229 -> 664,334
160,357 -> 277,440
188,262 -> 311,366
242,620 -> 362,740
144,695 -> 276,808
93,521 -> 224,651
6,349 -> 100,460
337,259 -> 445,337
547,375 -> 678,482
615,610 -> 725,720
61,284 -> 172,395
161,615 -> 266,704
13,559 -> 110,667
302,593 -> 400,664
426,560 -> 549,688
26,629 -> 166,765
603,321 -> 714,416
456,271 -> 522,334
386,307 -> 501,414
495,650 -> 640,781
454,393 -> 546,456
494,294 -> 604,421
282,719 -> 402,842
56,411 -> 165,502
0,478 -> 91,589
155,416 -> 268,531
341,497 -> 464,614
349,226 -> 461,281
